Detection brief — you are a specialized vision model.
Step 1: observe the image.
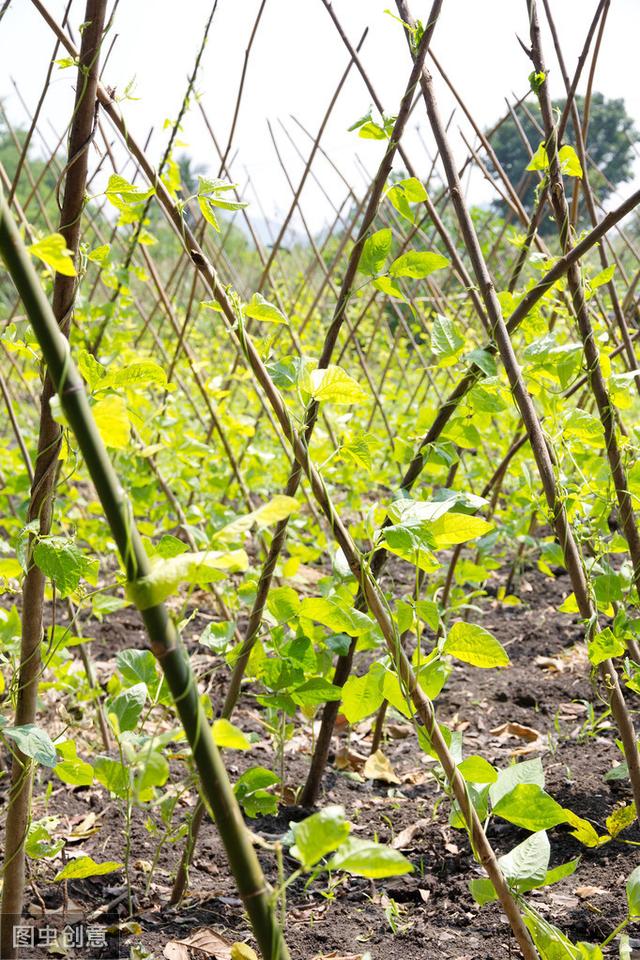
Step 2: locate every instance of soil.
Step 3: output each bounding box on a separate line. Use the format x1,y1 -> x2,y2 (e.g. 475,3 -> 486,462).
2,563 -> 640,960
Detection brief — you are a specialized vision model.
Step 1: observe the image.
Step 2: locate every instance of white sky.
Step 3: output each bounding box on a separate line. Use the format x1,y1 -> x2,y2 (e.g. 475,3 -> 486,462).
2,0 -> 640,234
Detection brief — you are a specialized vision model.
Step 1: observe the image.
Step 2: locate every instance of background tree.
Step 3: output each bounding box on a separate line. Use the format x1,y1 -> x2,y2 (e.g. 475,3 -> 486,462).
488,92 -> 639,231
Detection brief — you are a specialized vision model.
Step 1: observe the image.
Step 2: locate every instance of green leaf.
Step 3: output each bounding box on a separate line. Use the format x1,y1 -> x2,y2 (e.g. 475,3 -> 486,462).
244,292 -> 288,325
234,766 -> 280,818
117,649 -> 159,695
56,758 -> 94,786
135,749 -> 169,799
127,548 -> 248,609
93,395 -> 131,449
458,755 -> 498,784
300,597 -> 373,637
359,228 -> 392,275
489,758 -> 544,807
33,536 -> 95,598
216,495 -> 299,543
267,586 -> 300,622
373,275 -> 406,300
627,865 -> 640,917
493,784 -> 567,831
26,819 -> 64,860
99,360 -> 167,391
558,144 -> 583,178
213,718 -> 251,750
387,177 -> 427,222
28,233 -> 76,276
94,755 -> 128,798
106,683 -> 146,734
290,805 -> 351,868
3,723 -> 57,767
431,314 -> 465,365
198,195 -> 220,232
340,431 -> 376,471
443,622 -> 509,668
543,857 -> 580,887
588,627 -> 625,666
310,365 -> 368,405
430,512 -> 493,547
291,678 -> 343,707
382,520 -> 438,573
340,665 -> 385,723
467,347 -> 497,377
389,250 -> 449,279
328,837 -> 413,878
54,856 -> 122,882
500,830 -> 550,889
590,264 -> 615,290
87,243 -> 110,264
527,142 -> 549,172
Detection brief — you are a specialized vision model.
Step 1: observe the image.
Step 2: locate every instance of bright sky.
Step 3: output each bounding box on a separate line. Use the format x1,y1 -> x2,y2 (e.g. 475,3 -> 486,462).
2,0 -> 639,234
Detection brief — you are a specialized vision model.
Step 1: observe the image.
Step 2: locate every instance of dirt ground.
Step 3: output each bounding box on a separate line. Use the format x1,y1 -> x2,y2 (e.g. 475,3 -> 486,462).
2,562 -> 639,959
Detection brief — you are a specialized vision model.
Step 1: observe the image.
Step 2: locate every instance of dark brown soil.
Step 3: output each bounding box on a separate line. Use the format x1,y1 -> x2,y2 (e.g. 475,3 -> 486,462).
2,564 -> 640,959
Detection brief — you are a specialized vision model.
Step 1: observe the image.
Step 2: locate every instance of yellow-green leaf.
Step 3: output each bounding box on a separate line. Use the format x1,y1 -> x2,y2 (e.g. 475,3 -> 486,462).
244,292 -> 288,325
92,395 -> 131,449
213,718 -> 251,750
127,549 -> 248,609
310,365 -> 368,405
28,233 -> 76,276
443,622 -> 509,668
558,144 -> 583,178
215,495 -> 299,543
54,856 -> 122,881
430,512 -> 493,547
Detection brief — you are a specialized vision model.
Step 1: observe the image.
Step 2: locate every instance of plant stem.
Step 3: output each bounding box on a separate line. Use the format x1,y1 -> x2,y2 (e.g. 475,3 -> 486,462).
0,188 -> 291,960
0,4 -> 108,953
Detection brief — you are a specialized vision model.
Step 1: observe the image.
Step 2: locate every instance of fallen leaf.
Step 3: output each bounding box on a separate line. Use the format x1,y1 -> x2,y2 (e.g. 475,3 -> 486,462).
164,928 -> 235,960
312,954 -> 370,960
387,723 -> 411,739
363,749 -> 401,784
491,721 -> 543,743
392,819 -> 431,849
335,746 -> 367,773
534,655 -> 565,672
575,886 -> 609,899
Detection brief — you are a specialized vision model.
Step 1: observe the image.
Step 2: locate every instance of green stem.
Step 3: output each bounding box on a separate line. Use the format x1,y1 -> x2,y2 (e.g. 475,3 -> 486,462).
0,186 -> 290,960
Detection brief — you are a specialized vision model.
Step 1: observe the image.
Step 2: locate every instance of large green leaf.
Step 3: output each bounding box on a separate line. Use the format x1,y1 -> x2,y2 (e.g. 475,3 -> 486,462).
28,233 -> 76,276
431,314 -> 464,365
33,537 -> 97,598
244,292 -> 288,325
389,250 -> 449,279
4,723 -> 57,767
489,758 -> 545,807
290,806 -> 351,869
340,665 -> 385,723
443,622 -> 509,668
300,597 -> 373,637
493,784 -> 567,831
310,366 -> 368,405
627,865 -> 640,917
358,228 -> 392,275
328,837 -> 413,878
127,548 -> 248,608
106,683 -> 147,734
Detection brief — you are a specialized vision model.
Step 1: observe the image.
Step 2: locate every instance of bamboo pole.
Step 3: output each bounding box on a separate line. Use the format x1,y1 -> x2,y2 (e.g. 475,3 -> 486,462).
0,185 -> 290,960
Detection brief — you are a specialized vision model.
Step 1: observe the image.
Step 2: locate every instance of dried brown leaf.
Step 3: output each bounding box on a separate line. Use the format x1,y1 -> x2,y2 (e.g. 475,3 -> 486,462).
363,749 -> 401,784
